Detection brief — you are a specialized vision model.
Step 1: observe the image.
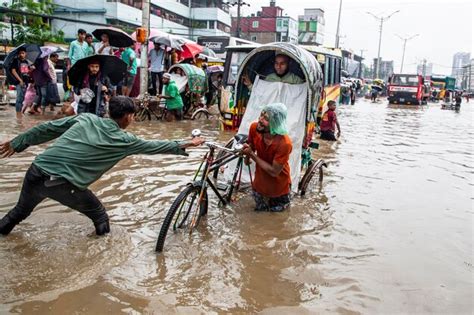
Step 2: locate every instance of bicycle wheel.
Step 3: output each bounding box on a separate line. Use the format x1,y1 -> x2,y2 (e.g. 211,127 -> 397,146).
155,184 -> 208,252
299,159 -> 326,196
191,108 -> 210,120
135,108 -> 148,122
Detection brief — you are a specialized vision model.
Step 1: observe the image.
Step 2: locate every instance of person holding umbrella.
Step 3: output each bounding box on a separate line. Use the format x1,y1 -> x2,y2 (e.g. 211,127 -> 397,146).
9,47 -> 32,117
68,55 -> 127,116
72,57 -> 112,116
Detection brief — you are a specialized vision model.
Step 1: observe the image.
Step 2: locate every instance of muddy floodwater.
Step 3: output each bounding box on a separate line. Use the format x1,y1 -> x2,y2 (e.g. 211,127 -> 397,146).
0,99 -> 472,314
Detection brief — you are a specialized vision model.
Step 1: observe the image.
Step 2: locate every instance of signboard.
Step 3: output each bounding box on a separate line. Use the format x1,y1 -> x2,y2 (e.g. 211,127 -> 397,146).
197,37 -> 230,54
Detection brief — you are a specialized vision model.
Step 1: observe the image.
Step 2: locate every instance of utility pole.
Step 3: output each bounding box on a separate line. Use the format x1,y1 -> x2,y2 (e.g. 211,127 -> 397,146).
335,0 -> 343,48
367,10 -> 399,79
139,0 -> 150,97
396,33 -> 419,73
225,1 -> 250,38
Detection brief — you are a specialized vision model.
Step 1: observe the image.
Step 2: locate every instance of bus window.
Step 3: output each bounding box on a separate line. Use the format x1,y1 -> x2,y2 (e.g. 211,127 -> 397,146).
330,58 -> 336,85
324,56 -> 330,86
335,58 -> 341,84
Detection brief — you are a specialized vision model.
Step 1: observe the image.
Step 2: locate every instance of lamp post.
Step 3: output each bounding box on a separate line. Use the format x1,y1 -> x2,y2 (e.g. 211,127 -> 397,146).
396,33 -> 419,73
335,0 -> 343,48
366,10 -> 399,79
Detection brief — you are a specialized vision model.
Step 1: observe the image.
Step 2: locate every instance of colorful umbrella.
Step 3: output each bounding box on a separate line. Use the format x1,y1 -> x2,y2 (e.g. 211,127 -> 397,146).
40,46 -> 62,58
150,34 -> 185,51
179,42 -> 204,60
92,27 -> 134,48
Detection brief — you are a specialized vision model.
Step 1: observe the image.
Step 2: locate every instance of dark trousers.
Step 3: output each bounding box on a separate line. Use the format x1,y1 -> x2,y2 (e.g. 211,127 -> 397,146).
252,190 -> 291,212
0,164 -> 109,235
151,71 -> 164,96
320,130 -> 337,141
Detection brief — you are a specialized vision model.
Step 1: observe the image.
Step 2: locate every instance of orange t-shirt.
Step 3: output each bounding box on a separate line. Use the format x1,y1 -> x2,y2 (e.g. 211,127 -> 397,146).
248,122 -> 292,198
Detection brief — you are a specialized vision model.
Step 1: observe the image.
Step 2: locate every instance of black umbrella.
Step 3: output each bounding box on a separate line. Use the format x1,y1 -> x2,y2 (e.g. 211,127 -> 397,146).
68,55 -> 127,86
371,84 -> 383,92
92,27 -> 134,48
3,44 -> 41,84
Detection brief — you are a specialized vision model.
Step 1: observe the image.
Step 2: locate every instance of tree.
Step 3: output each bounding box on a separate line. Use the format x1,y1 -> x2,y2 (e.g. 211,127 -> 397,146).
1,0 -> 65,45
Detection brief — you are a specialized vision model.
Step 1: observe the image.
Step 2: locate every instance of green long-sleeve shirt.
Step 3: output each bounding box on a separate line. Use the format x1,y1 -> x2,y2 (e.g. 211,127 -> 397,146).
11,114 -> 187,190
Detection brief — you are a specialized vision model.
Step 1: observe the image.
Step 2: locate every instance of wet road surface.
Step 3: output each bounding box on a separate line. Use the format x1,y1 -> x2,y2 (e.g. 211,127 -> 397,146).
0,99 -> 472,314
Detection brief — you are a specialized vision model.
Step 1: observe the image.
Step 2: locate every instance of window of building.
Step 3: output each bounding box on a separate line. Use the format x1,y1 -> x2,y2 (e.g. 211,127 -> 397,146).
209,20 -> 215,29
150,4 -> 191,27
309,21 -> 317,32
283,19 -> 288,27
192,20 -> 207,29
217,21 -> 231,33
252,21 -> 259,28
277,19 -> 282,27
251,35 -> 257,41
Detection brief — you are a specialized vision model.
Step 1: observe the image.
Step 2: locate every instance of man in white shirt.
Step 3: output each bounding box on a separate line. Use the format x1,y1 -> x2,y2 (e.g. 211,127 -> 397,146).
94,33 -> 114,56
149,43 -> 165,96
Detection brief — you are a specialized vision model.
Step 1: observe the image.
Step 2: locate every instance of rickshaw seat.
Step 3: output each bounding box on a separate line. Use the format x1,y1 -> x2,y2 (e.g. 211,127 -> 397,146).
234,134 -> 248,144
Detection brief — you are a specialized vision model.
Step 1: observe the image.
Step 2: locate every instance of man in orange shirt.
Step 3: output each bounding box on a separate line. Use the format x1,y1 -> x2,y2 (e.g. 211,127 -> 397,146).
242,103 -> 293,212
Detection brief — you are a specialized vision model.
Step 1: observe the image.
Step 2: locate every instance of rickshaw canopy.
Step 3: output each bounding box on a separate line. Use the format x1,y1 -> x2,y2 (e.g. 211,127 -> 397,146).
235,42 -> 323,119
168,63 -> 208,94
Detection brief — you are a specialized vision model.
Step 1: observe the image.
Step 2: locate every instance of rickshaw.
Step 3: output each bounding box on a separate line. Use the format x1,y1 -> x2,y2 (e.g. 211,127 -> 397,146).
167,63 -> 209,120
156,43 -> 327,252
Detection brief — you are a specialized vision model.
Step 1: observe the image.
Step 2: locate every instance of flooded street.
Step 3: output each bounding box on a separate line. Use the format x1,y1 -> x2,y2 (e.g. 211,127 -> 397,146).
0,99 -> 472,314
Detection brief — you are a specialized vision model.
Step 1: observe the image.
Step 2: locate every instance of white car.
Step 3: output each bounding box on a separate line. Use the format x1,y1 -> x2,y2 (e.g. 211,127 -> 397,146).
8,69 -> 65,105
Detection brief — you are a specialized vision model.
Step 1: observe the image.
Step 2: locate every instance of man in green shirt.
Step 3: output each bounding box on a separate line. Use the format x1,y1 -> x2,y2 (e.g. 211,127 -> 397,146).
67,29 -> 88,69
121,44 -> 137,96
242,54 -> 304,90
0,96 -> 204,236
85,33 -> 95,57
158,73 -> 184,121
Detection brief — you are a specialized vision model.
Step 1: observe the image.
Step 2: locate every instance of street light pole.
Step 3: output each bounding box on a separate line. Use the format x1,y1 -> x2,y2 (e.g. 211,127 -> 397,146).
335,0 -> 343,48
225,1 -> 250,38
359,49 -> 366,78
367,10 -> 399,79
139,0 -> 150,97
396,34 -> 419,73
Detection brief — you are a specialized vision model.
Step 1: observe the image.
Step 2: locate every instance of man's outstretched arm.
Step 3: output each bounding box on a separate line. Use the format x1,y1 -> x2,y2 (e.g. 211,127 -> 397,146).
5,115 -> 80,155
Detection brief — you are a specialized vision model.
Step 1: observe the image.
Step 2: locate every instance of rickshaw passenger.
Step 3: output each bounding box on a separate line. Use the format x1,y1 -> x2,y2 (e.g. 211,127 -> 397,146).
242,103 -> 293,212
242,54 -> 304,90
159,73 -> 183,121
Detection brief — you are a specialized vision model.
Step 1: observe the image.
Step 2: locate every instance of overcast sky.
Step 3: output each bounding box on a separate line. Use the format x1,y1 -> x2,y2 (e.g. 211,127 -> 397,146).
231,0 -> 473,75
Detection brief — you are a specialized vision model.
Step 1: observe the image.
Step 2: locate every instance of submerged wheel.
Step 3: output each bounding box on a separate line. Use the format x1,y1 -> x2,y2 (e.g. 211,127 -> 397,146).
155,184 -> 208,252
191,108 -> 210,120
299,159 -> 327,196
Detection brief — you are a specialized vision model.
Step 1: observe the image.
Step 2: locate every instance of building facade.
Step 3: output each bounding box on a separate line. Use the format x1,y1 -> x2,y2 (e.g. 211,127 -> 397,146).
51,0 -> 232,41
451,52 -> 470,88
461,59 -> 473,93
416,62 -> 433,77
373,58 -> 394,81
231,0 -> 297,44
298,8 -> 324,45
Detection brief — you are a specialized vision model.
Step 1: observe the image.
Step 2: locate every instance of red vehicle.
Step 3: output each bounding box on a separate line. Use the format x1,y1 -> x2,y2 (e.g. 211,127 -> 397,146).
388,74 -> 428,105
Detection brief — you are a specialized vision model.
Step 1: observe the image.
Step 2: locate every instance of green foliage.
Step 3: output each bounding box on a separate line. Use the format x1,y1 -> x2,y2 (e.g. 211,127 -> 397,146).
1,0 -> 65,45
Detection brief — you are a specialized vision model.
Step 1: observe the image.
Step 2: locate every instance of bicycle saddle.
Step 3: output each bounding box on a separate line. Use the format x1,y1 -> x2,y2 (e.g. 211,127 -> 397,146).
234,134 -> 248,144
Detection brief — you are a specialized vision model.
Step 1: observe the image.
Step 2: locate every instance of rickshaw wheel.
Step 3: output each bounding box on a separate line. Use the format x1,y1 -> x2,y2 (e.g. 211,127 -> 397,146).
299,159 -> 327,196
191,108 -> 210,120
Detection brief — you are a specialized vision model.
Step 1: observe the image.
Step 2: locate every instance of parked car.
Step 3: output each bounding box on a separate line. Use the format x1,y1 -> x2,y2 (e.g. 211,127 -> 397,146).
7,69 -> 65,105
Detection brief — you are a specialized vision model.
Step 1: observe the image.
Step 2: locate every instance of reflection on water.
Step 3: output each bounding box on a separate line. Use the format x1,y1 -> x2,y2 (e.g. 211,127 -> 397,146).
0,100 -> 472,313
